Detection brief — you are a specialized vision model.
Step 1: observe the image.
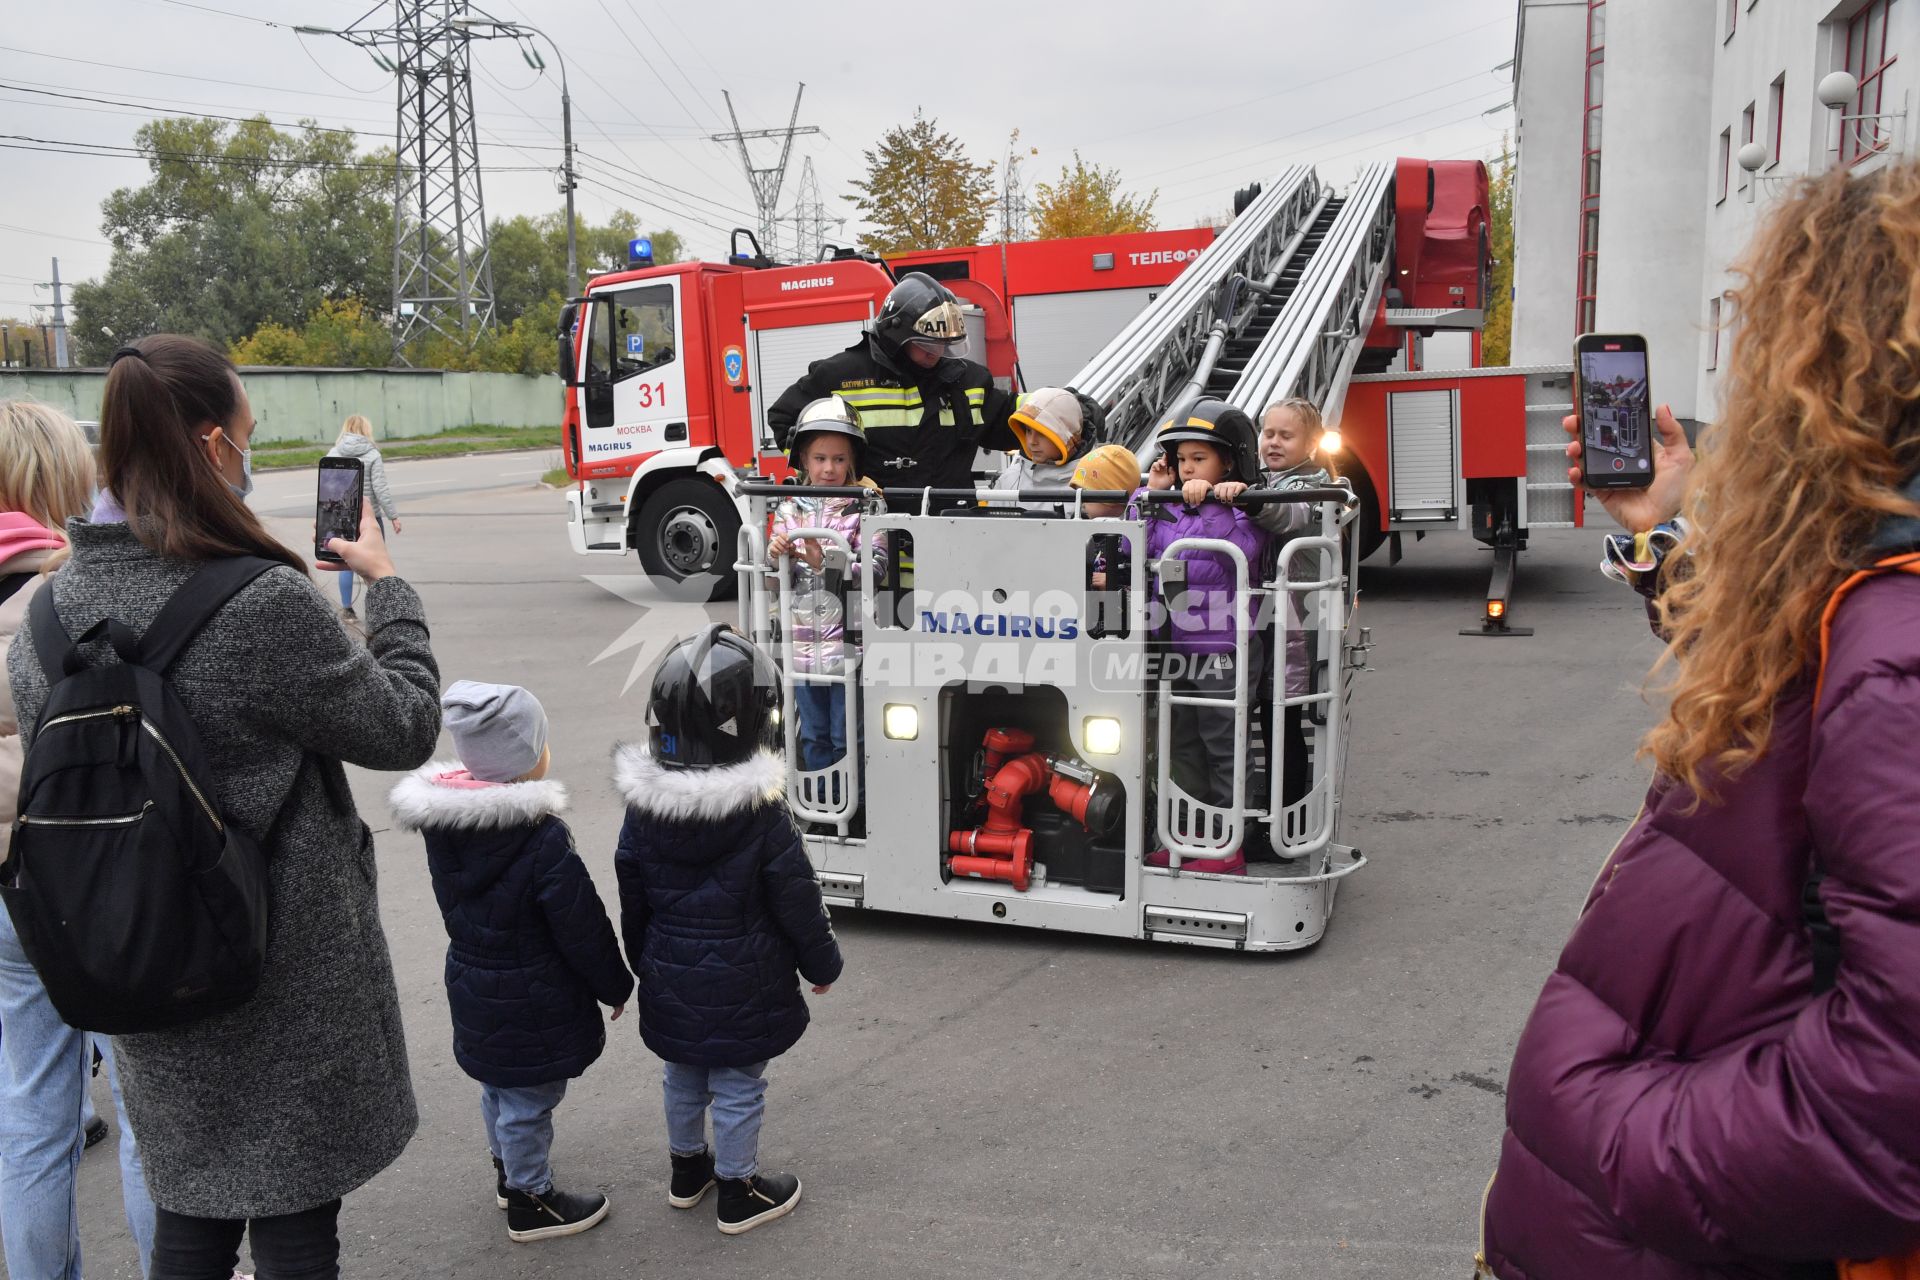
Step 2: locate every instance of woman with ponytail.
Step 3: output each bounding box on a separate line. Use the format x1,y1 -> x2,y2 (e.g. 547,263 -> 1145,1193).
6,336 -> 442,1278
1480,164 -> 1920,1277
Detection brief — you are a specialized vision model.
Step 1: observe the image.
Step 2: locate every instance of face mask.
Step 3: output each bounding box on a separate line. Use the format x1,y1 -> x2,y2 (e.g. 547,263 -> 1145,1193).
204,432 -> 254,500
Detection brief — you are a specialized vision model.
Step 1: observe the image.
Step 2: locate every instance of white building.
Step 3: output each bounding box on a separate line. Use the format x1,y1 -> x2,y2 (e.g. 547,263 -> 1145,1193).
1510,0 -> 1916,426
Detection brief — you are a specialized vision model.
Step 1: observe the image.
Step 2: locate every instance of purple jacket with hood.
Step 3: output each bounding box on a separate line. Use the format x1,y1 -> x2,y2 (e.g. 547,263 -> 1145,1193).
1483,516 -> 1920,1277
1132,489 -> 1269,655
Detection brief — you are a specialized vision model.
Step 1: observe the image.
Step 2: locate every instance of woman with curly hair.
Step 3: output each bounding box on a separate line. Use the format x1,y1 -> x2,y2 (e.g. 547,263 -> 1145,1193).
1479,163 -> 1920,1277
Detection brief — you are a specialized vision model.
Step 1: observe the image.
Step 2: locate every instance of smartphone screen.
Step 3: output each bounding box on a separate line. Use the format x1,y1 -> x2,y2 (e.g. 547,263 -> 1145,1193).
1576,334 -> 1654,489
315,458 -> 365,561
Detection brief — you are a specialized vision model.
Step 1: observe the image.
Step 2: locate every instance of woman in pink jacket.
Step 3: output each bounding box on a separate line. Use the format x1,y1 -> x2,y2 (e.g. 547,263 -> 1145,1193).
1481,163 -> 1920,1278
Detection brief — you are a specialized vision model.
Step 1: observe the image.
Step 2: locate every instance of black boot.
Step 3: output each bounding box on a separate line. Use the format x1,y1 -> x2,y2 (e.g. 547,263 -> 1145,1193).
505,1185 -> 610,1242
491,1155 -> 507,1210
716,1171 -> 801,1235
669,1148 -> 716,1209
84,1117 -> 109,1151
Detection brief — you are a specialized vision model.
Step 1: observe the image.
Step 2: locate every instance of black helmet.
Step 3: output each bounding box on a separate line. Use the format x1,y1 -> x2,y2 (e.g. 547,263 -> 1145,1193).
646,625 -> 782,769
787,396 -> 868,479
1154,398 -> 1261,486
873,272 -> 967,359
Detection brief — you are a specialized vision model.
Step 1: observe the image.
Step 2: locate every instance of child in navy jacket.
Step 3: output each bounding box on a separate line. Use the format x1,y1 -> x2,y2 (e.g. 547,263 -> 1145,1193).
390,680 -> 633,1244
612,625 -> 844,1236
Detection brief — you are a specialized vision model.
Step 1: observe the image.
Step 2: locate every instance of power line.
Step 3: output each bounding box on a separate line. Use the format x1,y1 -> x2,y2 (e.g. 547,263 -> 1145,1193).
0,135 -> 551,174
146,0 -> 289,26
575,147 -> 755,217
0,43 -> 384,105
0,221 -> 110,246
599,0 -> 716,132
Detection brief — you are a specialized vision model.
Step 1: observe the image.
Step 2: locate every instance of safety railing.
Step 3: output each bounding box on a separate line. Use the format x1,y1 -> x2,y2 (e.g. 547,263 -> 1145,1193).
1269,497 -> 1358,859
771,525 -> 863,833
1152,536 -> 1252,866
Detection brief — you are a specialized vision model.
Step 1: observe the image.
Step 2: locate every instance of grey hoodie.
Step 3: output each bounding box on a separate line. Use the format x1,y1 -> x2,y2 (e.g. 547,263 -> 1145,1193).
327,432 -> 399,523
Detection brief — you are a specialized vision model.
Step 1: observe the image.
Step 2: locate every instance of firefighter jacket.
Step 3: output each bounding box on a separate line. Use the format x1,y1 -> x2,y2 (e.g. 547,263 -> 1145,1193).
766,335 -> 1019,507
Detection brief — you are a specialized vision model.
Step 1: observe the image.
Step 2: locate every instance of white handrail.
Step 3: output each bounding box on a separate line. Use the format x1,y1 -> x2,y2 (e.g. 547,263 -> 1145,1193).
1153,535 -> 1251,866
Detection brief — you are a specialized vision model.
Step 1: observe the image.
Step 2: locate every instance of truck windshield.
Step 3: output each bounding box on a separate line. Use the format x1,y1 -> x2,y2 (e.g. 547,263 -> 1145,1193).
606,283 -> 676,380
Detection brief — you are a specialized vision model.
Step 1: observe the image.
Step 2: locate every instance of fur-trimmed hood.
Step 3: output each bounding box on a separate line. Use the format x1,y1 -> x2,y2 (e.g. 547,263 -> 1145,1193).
388,761 -> 569,832
612,742 -> 786,823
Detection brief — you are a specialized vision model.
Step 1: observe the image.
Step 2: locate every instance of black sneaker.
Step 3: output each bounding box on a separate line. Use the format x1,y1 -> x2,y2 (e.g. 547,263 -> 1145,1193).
492,1155 -> 507,1210
669,1148 -> 716,1209
716,1172 -> 801,1235
84,1117 -> 109,1150
505,1186 -> 610,1242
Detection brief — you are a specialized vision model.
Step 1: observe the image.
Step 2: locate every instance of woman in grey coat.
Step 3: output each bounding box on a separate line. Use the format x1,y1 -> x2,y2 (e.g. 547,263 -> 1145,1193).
7,335 -> 441,1277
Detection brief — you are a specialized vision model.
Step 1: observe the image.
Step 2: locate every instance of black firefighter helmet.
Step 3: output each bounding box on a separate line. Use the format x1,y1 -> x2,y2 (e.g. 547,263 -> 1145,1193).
872,272 -> 968,360
646,625 -> 782,769
1154,398 -> 1262,486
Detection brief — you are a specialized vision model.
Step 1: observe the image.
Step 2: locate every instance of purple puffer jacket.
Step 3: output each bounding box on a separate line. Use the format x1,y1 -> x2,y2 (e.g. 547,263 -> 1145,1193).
1133,489 -> 1269,655
769,494 -> 871,673
1483,572 -> 1920,1279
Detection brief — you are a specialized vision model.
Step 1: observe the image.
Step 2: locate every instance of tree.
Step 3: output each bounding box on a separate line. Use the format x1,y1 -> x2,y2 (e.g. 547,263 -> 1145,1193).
70,116 -> 394,363
1029,153 -> 1158,239
488,210 -> 682,326
1483,136 -> 1515,368
848,110 -> 996,253
230,297 -> 391,367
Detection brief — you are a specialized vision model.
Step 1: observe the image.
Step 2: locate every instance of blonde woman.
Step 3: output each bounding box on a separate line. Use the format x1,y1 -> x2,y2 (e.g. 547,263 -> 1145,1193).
0,400 -> 156,1278
324,414 -> 401,618
1481,165 -> 1920,1275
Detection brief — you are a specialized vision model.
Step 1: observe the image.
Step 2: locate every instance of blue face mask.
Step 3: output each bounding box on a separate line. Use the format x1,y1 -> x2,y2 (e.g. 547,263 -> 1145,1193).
204,432 -> 253,500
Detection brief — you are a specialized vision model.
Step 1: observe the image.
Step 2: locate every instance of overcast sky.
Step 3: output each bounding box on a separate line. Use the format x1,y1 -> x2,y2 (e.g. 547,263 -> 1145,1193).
0,0 -> 1517,324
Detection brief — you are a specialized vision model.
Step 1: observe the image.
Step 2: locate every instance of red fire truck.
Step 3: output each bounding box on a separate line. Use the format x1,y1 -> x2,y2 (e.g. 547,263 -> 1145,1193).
559,228 -> 1214,595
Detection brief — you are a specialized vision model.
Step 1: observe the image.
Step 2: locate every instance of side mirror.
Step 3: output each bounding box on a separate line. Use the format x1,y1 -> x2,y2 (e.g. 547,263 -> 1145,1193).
556,302 -> 578,383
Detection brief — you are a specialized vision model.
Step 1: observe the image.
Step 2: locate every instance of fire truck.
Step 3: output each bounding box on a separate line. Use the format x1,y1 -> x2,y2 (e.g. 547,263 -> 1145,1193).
558,227 -> 1214,597
705,157 -> 1556,953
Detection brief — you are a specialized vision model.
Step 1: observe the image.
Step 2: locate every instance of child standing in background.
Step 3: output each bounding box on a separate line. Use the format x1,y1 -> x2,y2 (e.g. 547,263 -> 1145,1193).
326,414 -> 402,619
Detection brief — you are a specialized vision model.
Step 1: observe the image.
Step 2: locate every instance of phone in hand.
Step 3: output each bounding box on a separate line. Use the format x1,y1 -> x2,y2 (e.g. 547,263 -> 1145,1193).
1575,333 -> 1655,490
314,457 -> 365,562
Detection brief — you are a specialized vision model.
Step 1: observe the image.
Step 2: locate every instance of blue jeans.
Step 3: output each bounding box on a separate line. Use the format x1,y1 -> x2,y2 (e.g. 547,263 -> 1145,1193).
480,1079 -> 568,1195
0,907 -> 156,1279
794,683 -> 846,774
662,1061 -> 768,1180
333,516 -> 384,608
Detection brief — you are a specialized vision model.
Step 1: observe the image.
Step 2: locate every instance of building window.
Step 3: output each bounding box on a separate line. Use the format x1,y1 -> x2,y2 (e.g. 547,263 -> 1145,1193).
1708,296 -> 1722,371
1843,0 -> 1898,165
1718,127 -> 1732,203
1575,0 -> 1605,337
1767,74 -> 1785,166
1725,0 -> 1738,40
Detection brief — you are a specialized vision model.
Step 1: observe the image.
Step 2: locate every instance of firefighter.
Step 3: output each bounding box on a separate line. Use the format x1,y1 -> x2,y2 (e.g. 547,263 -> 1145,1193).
766,273 -> 1019,512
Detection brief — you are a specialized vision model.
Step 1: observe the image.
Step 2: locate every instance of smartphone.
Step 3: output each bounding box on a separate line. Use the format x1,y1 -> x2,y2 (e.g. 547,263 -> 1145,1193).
1575,333 -> 1655,489
314,457 -> 365,562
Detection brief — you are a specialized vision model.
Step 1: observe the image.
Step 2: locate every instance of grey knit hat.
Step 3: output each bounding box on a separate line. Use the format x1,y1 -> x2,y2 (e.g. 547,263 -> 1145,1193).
442,680 -> 549,783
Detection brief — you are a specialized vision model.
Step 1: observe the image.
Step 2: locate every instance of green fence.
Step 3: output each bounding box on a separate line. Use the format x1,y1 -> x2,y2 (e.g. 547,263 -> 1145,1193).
0,367 -> 559,445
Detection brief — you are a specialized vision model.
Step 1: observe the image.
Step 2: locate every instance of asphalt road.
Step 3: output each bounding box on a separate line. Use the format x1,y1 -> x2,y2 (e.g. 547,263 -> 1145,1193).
53,452 -> 1663,1280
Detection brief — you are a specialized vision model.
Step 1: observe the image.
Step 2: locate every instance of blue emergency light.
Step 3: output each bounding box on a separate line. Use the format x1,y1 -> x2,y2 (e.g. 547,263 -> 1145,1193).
628,237 -> 653,266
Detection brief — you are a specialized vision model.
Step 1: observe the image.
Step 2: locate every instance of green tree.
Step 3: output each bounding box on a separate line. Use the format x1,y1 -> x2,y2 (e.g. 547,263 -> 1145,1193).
1030,153 -> 1158,239
70,116 -> 394,363
230,297 -> 392,367
848,110 -> 996,253
488,210 -> 682,325
1484,136 -> 1515,368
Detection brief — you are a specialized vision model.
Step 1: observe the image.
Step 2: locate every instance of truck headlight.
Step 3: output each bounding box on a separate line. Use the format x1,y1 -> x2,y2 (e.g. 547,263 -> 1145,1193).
1083,716 -> 1123,755
1319,429 -> 1343,454
883,703 -> 919,740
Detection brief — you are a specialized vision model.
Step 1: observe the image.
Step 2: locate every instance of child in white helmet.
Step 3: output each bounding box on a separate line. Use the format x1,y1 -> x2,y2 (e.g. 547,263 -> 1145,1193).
991,387 -> 1104,509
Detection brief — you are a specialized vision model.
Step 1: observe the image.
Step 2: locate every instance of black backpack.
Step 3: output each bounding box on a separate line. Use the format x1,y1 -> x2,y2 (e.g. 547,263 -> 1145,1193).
0,557 -> 279,1033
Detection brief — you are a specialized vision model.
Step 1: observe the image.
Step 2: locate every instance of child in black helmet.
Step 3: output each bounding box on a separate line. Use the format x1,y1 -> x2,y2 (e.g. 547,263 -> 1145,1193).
611,626 -> 844,1235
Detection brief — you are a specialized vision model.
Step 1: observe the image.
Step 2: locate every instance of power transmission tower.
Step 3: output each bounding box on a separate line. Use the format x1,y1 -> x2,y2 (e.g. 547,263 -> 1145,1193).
389,1 -> 496,352
712,86 -> 819,260
999,130 -> 1032,243
782,158 -> 842,263
301,4 -> 499,356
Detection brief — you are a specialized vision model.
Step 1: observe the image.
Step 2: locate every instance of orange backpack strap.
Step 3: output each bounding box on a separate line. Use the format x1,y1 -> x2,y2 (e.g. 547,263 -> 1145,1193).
1816,552 -> 1920,709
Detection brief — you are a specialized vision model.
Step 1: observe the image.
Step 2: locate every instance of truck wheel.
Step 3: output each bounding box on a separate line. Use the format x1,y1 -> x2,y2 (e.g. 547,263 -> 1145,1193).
633,478 -> 740,602
1344,464 -> 1387,563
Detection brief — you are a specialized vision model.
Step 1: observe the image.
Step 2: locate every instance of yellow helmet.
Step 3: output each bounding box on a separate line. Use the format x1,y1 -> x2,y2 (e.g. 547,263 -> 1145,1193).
1069,444 -> 1142,493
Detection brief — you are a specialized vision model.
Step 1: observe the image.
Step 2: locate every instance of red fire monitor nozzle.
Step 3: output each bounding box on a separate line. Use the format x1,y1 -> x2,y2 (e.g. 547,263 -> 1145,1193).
946,728 -> 1121,893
